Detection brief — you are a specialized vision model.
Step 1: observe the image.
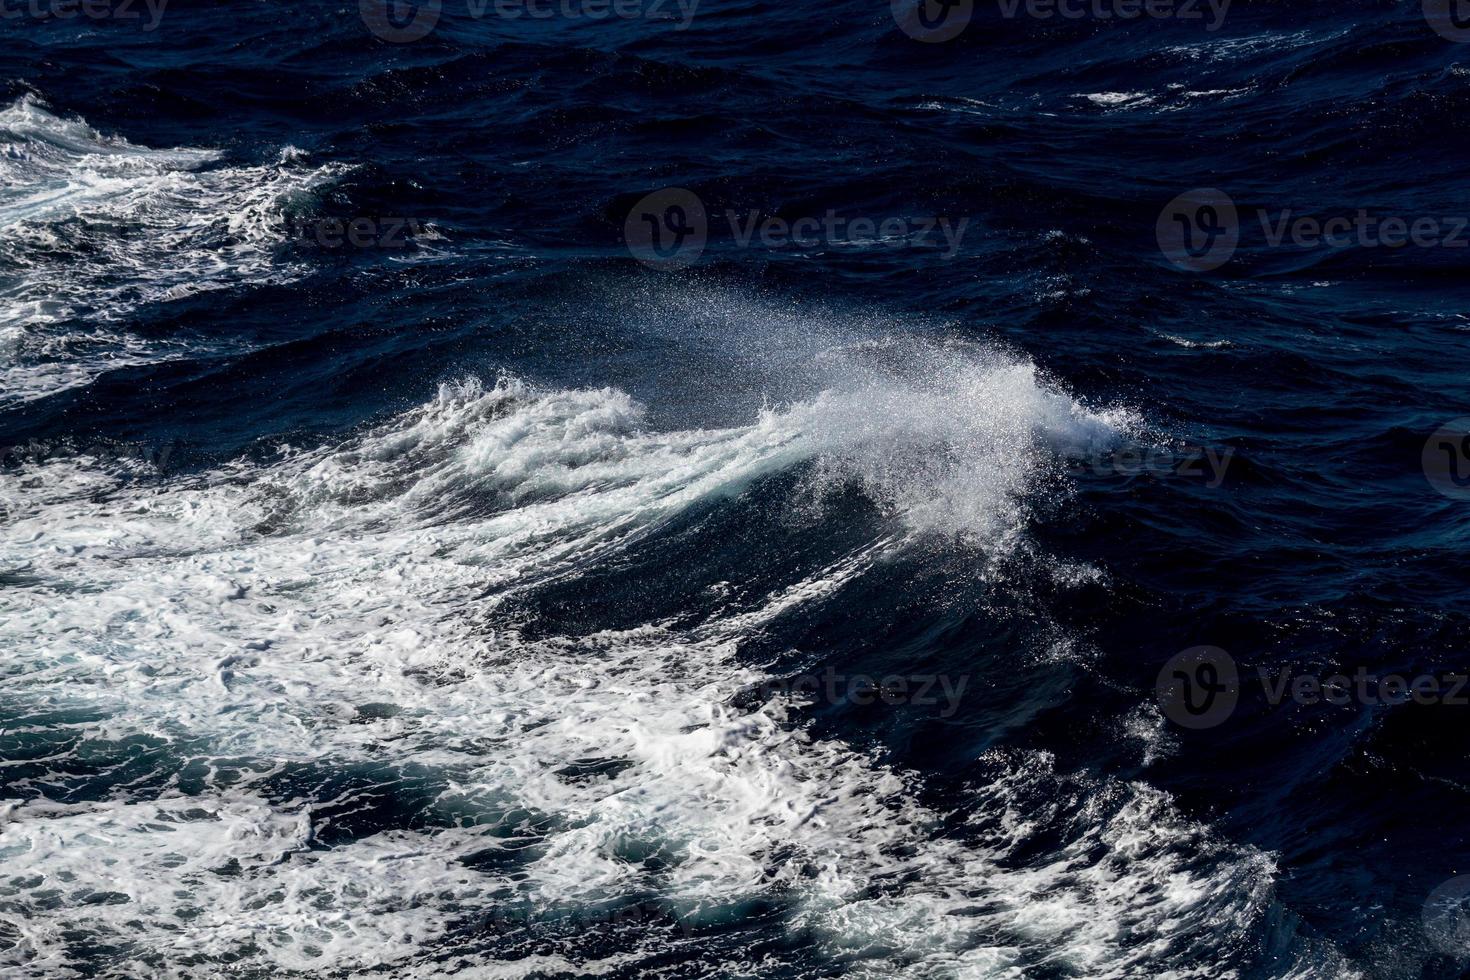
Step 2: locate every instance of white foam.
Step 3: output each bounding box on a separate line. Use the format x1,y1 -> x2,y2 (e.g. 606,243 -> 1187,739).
1078,91 -> 1155,108
1158,332 -> 1232,350
1163,29 -> 1325,63
0,96 -> 343,407
1117,703 -> 1179,766
0,796 -> 496,978
0,348 -> 1314,976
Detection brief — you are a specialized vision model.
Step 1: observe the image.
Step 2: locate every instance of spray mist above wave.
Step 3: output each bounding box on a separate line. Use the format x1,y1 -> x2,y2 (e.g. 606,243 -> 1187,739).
7,331 -> 1131,553
0,96 -> 343,407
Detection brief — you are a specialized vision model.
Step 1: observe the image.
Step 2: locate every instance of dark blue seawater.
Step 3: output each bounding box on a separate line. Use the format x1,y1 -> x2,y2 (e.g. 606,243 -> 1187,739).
3,0 -> 1470,976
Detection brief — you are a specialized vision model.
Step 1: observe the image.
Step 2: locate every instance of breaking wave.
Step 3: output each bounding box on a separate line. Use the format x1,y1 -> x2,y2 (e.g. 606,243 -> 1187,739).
0,339 -> 1344,978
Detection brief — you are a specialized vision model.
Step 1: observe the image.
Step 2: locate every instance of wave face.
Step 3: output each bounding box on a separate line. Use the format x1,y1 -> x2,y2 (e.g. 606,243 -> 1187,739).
3,2 -> 1469,978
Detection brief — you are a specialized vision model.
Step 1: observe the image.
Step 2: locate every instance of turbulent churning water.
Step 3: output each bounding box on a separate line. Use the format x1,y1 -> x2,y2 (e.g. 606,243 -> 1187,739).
3,1 -> 1470,977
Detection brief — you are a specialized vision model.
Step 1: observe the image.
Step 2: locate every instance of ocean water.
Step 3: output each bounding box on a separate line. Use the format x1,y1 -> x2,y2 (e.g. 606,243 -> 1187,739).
2,1 -> 1470,977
